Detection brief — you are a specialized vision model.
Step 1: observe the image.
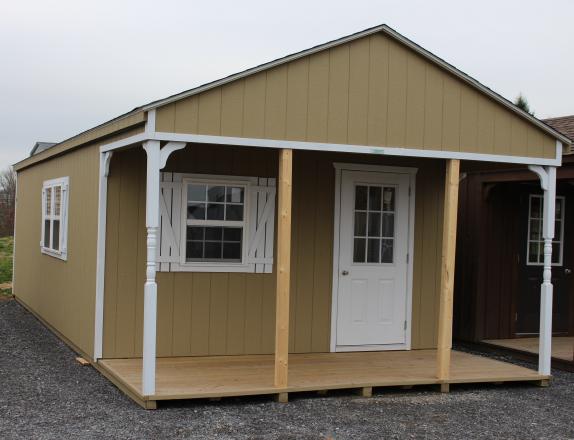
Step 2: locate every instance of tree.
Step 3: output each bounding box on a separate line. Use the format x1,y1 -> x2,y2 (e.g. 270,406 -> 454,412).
515,94 -> 534,116
0,168 -> 16,237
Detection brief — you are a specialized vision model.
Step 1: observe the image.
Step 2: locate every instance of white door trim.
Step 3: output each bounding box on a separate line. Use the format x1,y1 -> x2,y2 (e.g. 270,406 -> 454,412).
330,163 -> 417,352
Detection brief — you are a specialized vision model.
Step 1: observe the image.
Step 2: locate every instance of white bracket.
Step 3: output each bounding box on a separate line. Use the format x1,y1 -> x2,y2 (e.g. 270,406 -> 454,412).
159,141 -> 187,169
528,165 -> 548,190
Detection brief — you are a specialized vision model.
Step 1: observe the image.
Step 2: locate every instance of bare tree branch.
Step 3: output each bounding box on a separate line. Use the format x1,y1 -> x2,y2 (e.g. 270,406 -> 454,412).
0,167 -> 16,237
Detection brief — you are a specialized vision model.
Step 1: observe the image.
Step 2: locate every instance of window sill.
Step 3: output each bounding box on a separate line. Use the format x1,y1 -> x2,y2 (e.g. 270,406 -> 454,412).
41,248 -> 68,261
166,262 -> 254,273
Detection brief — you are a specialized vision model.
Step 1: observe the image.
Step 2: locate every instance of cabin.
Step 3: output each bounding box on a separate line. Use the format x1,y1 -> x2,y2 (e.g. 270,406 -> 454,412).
455,115 -> 574,370
12,25 -> 572,409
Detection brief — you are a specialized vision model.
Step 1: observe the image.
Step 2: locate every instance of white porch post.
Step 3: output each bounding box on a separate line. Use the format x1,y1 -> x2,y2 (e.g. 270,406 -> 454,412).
529,165 -> 557,376
142,140 -> 161,396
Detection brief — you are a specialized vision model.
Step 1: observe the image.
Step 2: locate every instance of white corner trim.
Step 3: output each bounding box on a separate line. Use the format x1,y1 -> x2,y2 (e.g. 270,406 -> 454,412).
100,131 -> 562,167
145,109 -> 156,134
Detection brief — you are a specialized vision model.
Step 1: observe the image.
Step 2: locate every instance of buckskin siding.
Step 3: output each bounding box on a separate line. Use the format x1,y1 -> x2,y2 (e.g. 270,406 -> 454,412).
155,32 -> 556,160
102,146 -> 445,358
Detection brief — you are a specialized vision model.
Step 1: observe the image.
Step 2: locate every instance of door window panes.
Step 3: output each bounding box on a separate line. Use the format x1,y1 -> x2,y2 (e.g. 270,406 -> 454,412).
527,194 -> 564,265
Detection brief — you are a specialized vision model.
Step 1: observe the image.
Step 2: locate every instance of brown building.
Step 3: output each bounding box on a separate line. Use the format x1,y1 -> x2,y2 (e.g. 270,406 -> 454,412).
12,25 -> 571,408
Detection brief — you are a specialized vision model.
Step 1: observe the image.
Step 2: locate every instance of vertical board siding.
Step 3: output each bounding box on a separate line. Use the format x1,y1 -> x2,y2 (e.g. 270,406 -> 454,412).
103,147 -> 445,358
156,32 -> 556,159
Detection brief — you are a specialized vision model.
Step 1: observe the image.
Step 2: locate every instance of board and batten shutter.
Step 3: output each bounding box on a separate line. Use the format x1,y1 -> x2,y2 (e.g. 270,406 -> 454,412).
157,173 -> 275,273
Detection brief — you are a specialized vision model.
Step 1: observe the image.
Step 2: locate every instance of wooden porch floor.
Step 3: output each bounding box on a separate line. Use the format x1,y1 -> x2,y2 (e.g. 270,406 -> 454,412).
99,349 -> 546,405
483,337 -> 574,362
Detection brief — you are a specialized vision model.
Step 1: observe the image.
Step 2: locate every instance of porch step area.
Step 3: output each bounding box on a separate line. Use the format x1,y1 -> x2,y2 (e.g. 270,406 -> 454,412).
99,349 -> 547,407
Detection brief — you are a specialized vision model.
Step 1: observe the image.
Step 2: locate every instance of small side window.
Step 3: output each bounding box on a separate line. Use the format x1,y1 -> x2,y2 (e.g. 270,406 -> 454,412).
41,177 -> 69,260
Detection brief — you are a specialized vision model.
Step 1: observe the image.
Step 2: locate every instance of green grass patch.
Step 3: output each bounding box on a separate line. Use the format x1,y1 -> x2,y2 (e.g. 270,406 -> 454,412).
0,236 -> 13,296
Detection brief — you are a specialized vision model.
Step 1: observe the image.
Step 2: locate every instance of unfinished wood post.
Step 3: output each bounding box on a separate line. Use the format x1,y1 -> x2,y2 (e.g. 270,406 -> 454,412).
436,159 -> 460,382
274,149 -> 293,389
142,140 -> 161,396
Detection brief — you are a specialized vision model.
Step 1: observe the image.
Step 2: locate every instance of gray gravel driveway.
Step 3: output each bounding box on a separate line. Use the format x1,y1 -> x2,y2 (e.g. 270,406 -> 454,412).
0,299 -> 573,439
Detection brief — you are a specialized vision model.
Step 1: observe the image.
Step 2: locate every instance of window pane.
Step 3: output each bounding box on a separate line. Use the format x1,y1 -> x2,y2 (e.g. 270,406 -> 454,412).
223,227 -> 242,242
188,184 -> 206,202
529,219 -> 541,241
555,199 -> 562,218
354,212 -> 367,237
367,213 -> 381,238
188,226 -> 204,241
530,196 -> 541,218
223,242 -> 241,260
187,203 -> 206,220
353,238 -> 366,263
381,239 -> 394,263
226,187 -> 244,203
226,204 -> 244,221
528,242 -> 540,264
368,186 -> 381,211
54,186 -> 62,216
552,242 -> 560,264
382,213 -> 394,238
44,220 -> 51,248
205,227 -> 223,241
206,203 -> 224,220
355,186 -> 367,210
383,188 -> 395,211
554,220 -> 561,241
367,238 -> 380,263
186,241 -> 203,260
45,188 -> 52,215
205,242 -> 222,259
207,185 -> 225,202
52,220 -> 60,251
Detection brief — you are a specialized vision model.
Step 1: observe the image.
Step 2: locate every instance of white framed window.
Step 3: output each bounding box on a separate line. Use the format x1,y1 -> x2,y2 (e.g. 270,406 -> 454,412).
156,173 -> 276,273
41,177 -> 69,260
526,194 -> 564,266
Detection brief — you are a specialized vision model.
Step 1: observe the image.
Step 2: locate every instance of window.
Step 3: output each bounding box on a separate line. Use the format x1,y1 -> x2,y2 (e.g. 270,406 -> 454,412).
184,179 -> 247,264
41,177 -> 69,260
527,194 -> 564,266
353,184 -> 395,264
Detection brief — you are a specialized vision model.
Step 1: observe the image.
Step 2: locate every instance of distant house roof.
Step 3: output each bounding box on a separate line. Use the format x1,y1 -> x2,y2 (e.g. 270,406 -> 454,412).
543,115 -> 574,142
30,142 -> 57,156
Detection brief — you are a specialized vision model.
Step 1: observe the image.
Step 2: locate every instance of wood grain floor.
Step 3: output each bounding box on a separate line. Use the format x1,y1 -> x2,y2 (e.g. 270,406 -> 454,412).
483,337 -> 574,361
100,349 -> 546,401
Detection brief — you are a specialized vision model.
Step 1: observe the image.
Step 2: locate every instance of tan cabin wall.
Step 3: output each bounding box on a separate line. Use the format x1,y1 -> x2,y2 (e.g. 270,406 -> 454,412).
13,128 -> 143,358
102,145 -> 445,359
155,33 -> 556,160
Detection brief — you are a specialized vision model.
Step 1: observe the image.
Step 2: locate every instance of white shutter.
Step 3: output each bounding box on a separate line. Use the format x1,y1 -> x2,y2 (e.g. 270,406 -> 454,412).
158,172 -> 182,271
246,178 -> 276,273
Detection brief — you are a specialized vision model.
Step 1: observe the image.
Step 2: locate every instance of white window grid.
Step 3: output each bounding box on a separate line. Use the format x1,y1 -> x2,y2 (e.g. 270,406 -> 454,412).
526,194 -> 564,266
41,177 -> 69,260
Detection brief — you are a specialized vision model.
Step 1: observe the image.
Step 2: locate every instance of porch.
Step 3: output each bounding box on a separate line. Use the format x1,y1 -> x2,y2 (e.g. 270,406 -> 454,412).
482,337 -> 574,370
99,349 -> 548,408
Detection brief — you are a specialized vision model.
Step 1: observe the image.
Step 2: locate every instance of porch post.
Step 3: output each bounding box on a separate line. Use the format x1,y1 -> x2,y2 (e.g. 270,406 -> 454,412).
142,140 -> 161,396
436,159 -> 460,385
274,149 -> 293,390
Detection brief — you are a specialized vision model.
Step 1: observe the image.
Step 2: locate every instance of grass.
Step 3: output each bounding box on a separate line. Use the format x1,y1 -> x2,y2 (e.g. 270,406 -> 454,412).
0,236 -> 13,297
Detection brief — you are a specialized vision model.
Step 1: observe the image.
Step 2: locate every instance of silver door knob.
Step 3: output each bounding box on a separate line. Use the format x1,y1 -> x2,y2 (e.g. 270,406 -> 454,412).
341,270 -> 349,276
565,268 -> 572,275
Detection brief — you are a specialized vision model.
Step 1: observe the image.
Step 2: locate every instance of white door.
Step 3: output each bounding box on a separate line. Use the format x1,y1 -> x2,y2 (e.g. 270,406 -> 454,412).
335,169 -> 412,349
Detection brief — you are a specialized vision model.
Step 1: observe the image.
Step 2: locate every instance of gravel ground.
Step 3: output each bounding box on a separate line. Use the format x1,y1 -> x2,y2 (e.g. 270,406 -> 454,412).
0,299 -> 573,440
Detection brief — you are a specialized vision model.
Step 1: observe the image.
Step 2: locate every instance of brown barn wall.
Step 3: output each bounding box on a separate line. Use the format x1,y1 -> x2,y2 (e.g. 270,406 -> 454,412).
102,146 -> 445,358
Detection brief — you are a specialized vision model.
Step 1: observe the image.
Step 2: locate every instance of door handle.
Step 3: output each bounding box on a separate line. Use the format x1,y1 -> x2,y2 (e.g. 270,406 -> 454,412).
341,270 -> 349,276
565,268 -> 572,275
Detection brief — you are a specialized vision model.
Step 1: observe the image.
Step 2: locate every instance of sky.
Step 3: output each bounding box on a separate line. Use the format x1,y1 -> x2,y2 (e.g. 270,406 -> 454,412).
0,0 -> 573,170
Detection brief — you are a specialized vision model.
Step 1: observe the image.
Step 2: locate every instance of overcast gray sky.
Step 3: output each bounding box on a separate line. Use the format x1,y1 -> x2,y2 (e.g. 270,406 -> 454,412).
1,0 -> 573,170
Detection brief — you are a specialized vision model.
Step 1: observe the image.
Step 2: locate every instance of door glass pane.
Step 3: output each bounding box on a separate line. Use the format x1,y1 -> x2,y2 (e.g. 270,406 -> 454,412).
530,196 -> 541,218
555,199 -> 562,218
368,186 -> 381,211
367,212 -> 381,237
354,212 -> 367,236
355,186 -> 367,210
382,213 -> 394,238
528,242 -> 540,264
382,188 -> 395,211
552,242 -> 560,264
44,220 -> 51,248
381,239 -> 394,263
52,220 -> 60,251
554,220 -> 561,241
353,238 -> 366,263
367,238 -> 380,263
529,219 -> 541,241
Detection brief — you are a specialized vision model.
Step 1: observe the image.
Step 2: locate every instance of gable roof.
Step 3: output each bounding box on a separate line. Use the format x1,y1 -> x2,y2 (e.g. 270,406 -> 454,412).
30,142 -> 57,156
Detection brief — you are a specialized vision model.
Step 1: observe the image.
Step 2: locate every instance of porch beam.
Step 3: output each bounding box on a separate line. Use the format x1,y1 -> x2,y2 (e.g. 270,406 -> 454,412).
274,148 -> 293,389
436,159 -> 460,381
142,140 -> 161,396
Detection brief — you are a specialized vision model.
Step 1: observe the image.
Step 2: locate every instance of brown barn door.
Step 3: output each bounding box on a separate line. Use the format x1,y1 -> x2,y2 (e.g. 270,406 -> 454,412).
516,190 -> 572,335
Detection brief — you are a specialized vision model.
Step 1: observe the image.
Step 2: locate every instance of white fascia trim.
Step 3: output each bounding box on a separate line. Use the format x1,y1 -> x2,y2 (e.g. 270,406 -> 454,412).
100,131 -> 562,166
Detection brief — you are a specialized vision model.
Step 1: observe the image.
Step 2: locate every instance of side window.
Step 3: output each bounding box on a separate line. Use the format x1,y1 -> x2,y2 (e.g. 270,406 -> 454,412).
41,177 -> 69,260
527,194 -> 564,266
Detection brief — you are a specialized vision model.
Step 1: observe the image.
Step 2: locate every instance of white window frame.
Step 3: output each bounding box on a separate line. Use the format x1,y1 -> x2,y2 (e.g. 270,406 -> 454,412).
41,176 -> 69,261
526,194 -> 565,266
179,174 -> 255,272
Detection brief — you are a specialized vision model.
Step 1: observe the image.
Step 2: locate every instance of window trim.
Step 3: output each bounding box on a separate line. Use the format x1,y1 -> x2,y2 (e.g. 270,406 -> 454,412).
41,176 -> 69,261
179,174 -> 255,272
526,194 -> 565,266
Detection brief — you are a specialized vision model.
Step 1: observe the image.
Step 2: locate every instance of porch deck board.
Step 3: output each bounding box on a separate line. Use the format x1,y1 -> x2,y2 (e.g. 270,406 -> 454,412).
99,350 -> 546,402
483,337 -> 574,362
